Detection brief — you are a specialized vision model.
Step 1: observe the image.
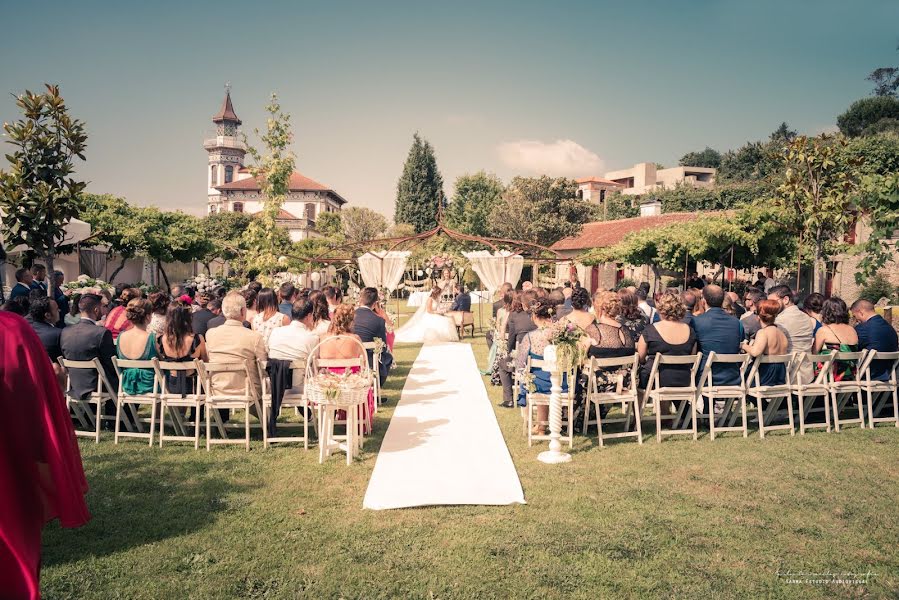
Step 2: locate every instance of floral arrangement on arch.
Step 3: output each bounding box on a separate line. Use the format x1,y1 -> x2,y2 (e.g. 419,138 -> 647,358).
427,252 -> 455,271
62,275 -> 113,298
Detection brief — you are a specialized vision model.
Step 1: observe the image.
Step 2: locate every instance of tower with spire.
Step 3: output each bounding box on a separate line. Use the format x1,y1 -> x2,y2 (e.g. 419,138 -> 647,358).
204,85 -> 247,213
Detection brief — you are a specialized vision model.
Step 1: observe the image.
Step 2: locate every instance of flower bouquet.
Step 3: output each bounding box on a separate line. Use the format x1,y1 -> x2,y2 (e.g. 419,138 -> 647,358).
545,320 -> 587,371
190,273 -> 220,296
62,275 -> 114,298
427,252 -> 455,271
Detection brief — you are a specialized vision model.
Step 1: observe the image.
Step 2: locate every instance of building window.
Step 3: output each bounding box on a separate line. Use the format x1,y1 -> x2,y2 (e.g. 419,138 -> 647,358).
210,165 -> 217,186
209,205 -> 217,215
599,190 -> 606,202
233,202 -> 243,213
305,203 -> 316,220
225,165 -> 234,183
576,189 -> 583,199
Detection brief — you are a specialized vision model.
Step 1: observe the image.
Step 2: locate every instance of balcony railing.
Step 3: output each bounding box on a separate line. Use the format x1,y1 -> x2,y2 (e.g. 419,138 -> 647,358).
203,136 -> 247,151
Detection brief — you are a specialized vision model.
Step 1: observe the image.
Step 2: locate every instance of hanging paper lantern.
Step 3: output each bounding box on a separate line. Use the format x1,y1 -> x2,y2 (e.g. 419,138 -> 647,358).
425,268 -> 432,275
311,272 -> 321,283
416,269 -> 424,277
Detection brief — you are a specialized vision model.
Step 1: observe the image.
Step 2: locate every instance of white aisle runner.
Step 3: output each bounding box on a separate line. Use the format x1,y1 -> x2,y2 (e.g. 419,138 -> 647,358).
363,342 -> 526,510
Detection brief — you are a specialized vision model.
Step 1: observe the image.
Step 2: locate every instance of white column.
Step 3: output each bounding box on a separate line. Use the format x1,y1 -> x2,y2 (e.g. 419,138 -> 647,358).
538,345 -> 572,464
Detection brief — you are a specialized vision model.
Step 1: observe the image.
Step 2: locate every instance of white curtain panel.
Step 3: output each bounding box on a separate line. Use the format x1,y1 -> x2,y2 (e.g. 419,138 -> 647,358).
462,250 -> 524,292
357,251 -> 411,292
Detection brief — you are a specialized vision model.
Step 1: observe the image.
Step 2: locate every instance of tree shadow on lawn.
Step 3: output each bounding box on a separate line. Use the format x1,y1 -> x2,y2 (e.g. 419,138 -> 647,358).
41,448 -> 249,566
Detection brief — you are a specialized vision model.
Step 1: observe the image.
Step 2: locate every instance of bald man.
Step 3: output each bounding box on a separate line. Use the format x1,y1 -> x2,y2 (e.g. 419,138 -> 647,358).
851,299 -> 898,381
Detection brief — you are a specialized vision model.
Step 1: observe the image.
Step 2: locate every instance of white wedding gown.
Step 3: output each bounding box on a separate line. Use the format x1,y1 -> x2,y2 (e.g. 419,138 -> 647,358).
395,297 -> 459,344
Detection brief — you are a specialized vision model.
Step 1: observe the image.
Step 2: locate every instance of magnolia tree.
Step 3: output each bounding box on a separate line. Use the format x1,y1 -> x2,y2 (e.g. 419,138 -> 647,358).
0,85 -> 87,284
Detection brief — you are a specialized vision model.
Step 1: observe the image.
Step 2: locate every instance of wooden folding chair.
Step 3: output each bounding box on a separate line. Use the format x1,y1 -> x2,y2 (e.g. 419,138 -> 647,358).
197,360 -> 258,451
745,354 -> 794,438
525,357 -> 576,448
860,350 -> 899,429
697,352 -> 750,440
111,357 -> 159,445
790,353 -> 834,434
452,311 -> 475,338
58,357 -> 119,443
643,353 -> 702,443
828,350 -> 868,432
583,354 -> 642,447
153,359 -> 207,449
260,359 -> 316,449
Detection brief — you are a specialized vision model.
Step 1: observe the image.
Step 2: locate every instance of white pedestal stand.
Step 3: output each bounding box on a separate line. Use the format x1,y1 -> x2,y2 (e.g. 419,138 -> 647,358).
538,345 -> 572,464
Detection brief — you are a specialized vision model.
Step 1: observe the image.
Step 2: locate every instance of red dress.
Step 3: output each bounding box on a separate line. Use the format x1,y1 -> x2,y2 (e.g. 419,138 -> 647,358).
0,312 -> 90,599
103,305 -> 132,341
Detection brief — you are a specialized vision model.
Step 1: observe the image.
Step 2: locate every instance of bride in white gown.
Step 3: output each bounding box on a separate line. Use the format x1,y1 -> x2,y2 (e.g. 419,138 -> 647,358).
395,286 -> 459,344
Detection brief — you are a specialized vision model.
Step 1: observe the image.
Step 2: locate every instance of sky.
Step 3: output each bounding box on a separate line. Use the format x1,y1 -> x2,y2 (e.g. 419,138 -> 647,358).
1,0 -> 897,219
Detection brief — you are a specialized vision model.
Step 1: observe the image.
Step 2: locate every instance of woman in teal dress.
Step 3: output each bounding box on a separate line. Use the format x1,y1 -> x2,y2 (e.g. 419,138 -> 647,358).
115,298 -> 158,395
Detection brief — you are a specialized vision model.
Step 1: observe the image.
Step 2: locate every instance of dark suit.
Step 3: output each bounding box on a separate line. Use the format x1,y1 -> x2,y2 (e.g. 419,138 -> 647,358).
353,307 -> 394,385
692,307 -> 744,386
60,319 -> 121,424
498,311 -> 537,404
492,299 -> 503,318
450,292 -> 471,312
27,316 -> 62,362
10,282 -> 31,300
857,315 -> 899,381
192,308 -> 216,338
278,301 -> 292,317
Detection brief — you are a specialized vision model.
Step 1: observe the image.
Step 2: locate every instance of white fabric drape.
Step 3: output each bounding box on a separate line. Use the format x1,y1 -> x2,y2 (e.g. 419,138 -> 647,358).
462,250 -> 524,292
357,251 -> 411,292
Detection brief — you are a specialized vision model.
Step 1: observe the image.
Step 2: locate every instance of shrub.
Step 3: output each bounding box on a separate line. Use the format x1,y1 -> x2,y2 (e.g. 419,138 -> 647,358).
857,273 -> 897,304
615,277 -> 637,290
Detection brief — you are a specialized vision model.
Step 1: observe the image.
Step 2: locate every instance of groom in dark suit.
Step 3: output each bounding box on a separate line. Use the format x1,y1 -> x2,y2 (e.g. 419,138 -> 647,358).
353,287 -> 394,386
450,283 -> 471,312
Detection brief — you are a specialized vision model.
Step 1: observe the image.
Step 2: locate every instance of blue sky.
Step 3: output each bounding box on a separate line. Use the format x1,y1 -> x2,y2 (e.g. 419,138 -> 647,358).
1,0 -> 897,217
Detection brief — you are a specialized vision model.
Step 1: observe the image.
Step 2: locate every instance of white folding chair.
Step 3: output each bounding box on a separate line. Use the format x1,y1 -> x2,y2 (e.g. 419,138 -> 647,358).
306,336 -> 372,465
745,354 -> 794,438
58,357 -> 119,443
643,353 -> 702,443
697,352 -> 750,440
111,357 -> 159,445
197,360 -> 258,451
790,353 -> 834,434
153,359 -> 206,449
583,354 -> 642,447
525,357 -> 576,448
860,350 -> 899,428
260,359 -> 316,449
361,341 -> 383,410
828,350 -> 868,432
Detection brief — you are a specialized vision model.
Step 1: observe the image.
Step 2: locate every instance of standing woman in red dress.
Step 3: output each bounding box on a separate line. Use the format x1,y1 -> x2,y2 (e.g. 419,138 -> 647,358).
0,311 -> 91,599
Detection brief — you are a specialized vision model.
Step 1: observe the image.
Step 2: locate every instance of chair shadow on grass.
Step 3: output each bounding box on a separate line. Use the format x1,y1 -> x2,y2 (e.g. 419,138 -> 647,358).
42,449 -> 250,567
374,416 -> 451,453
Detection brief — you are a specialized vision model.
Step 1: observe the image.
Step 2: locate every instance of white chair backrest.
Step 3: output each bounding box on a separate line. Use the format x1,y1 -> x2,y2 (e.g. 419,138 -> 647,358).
59,356 -> 116,396
201,360 -> 252,399
645,353 -> 701,392
789,352 -> 834,386
827,350 -> 868,384
305,335 -> 370,382
697,352 -> 750,390
745,353 -> 793,388
589,354 -> 640,392
860,350 -> 899,385
111,357 -> 159,396
153,358 -> 203,397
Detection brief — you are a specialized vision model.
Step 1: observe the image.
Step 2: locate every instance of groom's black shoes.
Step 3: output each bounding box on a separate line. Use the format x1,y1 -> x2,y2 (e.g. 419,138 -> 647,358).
499,400 -> 514,408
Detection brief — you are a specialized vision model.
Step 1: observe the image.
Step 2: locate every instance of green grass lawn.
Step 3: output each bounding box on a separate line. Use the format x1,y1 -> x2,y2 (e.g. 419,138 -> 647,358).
42,307 -> 899,599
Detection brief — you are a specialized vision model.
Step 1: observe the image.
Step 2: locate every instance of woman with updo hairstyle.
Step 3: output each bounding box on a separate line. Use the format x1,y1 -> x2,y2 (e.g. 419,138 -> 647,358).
617,288 -> 648,344
563,286 -> 596,333
514,298 -> 569,435
115,298 -> 158,395
243,287 -> 260,323
637,291 -> 696,395
104,287 -> 142,341
741,298 -> 789,387
319,304 -> 374,431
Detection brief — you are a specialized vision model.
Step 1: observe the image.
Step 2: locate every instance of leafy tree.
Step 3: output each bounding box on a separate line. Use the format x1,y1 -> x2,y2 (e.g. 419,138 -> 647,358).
837,96 -> 899,137
240,94 -> 295,275
79,194 -> 143,282
867,45 -> 899,97
769,122 -> 798,144
385,222 -> 416,239
445,171 -> 505,236
856,172 -> 899,283
340,206 -> 388,242
678,147 -> 721,168
775,134 -> 862,294
316,211 -> 343,238
717,123 -> 796,182
487,176 -> 598,246
0,85 -> 87,283
839,132 -> 899,175
394,133 -> 446,233
201,211 -> 253,272
604,192 -> 640,220
137,208 -> 212,289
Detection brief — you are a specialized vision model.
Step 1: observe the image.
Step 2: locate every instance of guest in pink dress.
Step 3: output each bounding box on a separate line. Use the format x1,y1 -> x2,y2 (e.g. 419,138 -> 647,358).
319,305 -> 375,432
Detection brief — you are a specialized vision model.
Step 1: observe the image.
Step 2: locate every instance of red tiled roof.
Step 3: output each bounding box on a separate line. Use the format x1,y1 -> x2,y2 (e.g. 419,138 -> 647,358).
213,91 -> 241,125
277,209 -> 299,220
551,213 -> 700,251
216,171 -> 347,204
575,177 -> 625,186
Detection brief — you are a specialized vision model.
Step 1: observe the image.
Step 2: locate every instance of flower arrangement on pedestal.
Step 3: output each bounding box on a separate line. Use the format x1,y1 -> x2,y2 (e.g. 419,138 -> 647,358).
190,273 -> 220,295
62,275 -> 113,298
545,320 -> 587,371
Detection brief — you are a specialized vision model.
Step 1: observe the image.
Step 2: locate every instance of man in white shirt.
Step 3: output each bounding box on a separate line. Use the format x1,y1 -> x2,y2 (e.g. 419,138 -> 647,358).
768,284 -> 815,383
636,287 -> 657,322
267,299 -> 319,363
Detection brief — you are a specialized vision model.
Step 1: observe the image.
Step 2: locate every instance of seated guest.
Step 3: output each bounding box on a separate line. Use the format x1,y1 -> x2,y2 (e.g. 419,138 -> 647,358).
191,291 -> 216,338
147,291 -> 169,336
813,296 -> 859,381
309,290 -> 331,336
204,298 -> 228,330
3,295 -> 30,316
692,285 -> 744,387
637,291 -> 696,391
635,287 -> 657,322
851,299 -> 899,381
10,267 -> 34,300
115,299 -> 158,395
498,289 -> 538,408
769,285 -> 816,383
319,304 -> 374,431
353,287 -> 394,385
26,294 -> 62,364
493,282 -> 514,319
740,289 -> 764,341
104,287 -> 141,341
205,292 -> 265,402
60,294 -> 120,421
617,289 -> 649,344
277,282 -> 297,317
562,287 -> 595,332
267,298 -> 319,398
63,297 -> 81,326
51,270 -> 68,328
157,301 -> 209,426
515,298 -> 569,434
323,285 -> 343,316
550,289 -> 570,319
243,285 -> 261,322
521,280 -> 533,292
740,299 -> 789,386
250,288 -> 289,344
726,291 -> 746,318
802,292 -> 825,334
681,291 -> 697,326
562,285 -> 574,312
449,283 -> 471,313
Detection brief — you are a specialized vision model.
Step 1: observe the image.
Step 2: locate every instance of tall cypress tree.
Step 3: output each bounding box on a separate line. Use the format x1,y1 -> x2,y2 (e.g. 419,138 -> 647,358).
394,133 -> 446,233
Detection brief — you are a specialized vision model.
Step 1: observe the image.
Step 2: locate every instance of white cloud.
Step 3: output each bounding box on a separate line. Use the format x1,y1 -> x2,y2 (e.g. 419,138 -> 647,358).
496,139 -> 604,177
